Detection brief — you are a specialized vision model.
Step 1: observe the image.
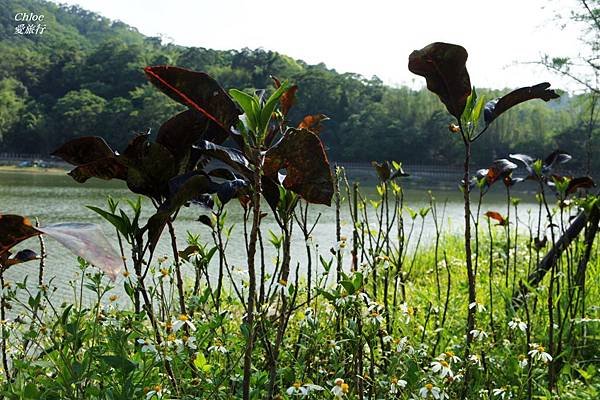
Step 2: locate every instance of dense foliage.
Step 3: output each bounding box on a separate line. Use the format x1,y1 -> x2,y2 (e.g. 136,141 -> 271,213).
1,3 -> 599,397
0,0 -> 598,168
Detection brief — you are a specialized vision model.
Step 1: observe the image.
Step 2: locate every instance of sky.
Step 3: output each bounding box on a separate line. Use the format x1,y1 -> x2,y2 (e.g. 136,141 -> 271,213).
49,0 -> 590,92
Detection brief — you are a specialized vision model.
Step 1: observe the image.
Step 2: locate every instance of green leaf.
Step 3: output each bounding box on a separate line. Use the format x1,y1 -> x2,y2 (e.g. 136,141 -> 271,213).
194,352 -> 212,373
87,206 -> 128,237
23,383 -> 40,399
461,87 -> 477,123
259,81 -> 289,136
316,288 -> 337,302
229,89 -> 259,132
471,93 -> 486,124
340,280 -> 356,295
352,272 -> 363,290
100,355 -> 137,375
240,323 -> 250,339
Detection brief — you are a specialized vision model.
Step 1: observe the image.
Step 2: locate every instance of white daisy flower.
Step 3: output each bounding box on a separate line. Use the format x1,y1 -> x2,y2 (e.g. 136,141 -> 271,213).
389,377 -> 407,394
137,338 -> 157,354
286,382 -> 308,396
419,383 -> 442,399
518,354 -> 528,369
508,318 -> 527,333
470,329 -> 488,341
492,386 -> 509,399
208,339 -> 228,354
286,382 -> 324,396
331,378 -> 349,398
431,360 -> 453,378
468,354 -> 482,367
469,301 -> 486,313
440,351 -> 461,364
172,314 -> 196,332
528,344 -> 552,363
145,384 -> 169,399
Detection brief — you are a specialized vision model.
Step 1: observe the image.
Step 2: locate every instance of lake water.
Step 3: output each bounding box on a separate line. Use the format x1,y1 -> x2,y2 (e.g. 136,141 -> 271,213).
1,170 -> 543,302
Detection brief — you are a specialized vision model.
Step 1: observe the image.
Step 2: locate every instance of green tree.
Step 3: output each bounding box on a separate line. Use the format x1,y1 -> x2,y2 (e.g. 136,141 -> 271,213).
0,78 -> 27,141
51,89 -> 107,148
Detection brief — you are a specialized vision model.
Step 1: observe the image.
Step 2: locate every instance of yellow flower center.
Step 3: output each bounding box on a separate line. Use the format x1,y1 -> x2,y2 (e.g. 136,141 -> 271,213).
167,334 -> 176,341
154,385 -> 162,392
391,377 -> 398,384
160,268 -> 169,277
178,314 -> 189,321
425,383 -> 433,391
440,361 -> 449,368
341,383 -> 349,393
371,311 -> 379,317
278,279 -> 288,286
122,271 -> 130,277
293,381 -> 301,389
537,346 -> 545,353
445,351 -> 454,358
109,295 -> 118,302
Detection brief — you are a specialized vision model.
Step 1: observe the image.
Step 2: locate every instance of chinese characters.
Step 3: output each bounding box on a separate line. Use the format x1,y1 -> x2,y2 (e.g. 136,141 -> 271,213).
14,13 -> 46,35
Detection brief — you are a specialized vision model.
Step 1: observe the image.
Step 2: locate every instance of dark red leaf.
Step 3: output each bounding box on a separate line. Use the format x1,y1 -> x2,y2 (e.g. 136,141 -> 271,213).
52,136 -> 115,166
157,109 -> 230,163
4,249 -> 40,267
297,114 -> 329,134
194,140 -> 252,179
566,176 -> 595,195
544,150 -> 571,170
270,75 -> 298,116
485,159 -> 517,185
263,129 -> 334,205
144,66 -> 240,135
408,42 -> 471,120
120,135 -> 178,200
372,161 -> 391,181
484,83 -> 559,125
52,137 -> 128,183
281,85 -> 298,117
485,211 -> 507,226
197,215 -> 214,228
68,158 -> 128,183
0,215 -> 40,259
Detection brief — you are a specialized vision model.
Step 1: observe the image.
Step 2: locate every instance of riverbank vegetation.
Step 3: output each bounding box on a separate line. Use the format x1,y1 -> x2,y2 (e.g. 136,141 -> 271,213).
1,0 -> 599,170
0,40 -> 599,400
0,168 -> 599,399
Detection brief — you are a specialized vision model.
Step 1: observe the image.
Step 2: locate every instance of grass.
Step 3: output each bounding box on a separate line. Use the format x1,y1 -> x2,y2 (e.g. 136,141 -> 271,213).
0,175 -> 599,400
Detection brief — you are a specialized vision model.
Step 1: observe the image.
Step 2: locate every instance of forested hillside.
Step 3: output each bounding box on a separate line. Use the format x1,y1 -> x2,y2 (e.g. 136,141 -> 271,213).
0,0 -> 596,167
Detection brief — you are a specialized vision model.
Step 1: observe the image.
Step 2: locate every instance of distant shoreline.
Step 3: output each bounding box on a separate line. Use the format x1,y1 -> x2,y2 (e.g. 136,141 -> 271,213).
0,165 -> 68,175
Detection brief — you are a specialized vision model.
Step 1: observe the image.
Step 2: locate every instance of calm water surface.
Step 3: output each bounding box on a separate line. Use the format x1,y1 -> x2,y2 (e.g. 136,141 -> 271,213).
1,170 -> 543,302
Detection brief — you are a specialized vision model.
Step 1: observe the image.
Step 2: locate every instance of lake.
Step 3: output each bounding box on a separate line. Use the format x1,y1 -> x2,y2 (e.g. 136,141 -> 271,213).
1,169 -> 543,302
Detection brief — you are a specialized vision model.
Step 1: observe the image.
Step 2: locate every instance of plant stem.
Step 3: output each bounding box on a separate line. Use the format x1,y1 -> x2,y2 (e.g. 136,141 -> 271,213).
242,154 -> 263,400
167,220 -> 187,317
461,130 -> 477,393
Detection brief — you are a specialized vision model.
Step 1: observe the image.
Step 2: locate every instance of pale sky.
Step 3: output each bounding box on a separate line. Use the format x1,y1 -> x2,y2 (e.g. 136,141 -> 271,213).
49,0 -> 590,92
